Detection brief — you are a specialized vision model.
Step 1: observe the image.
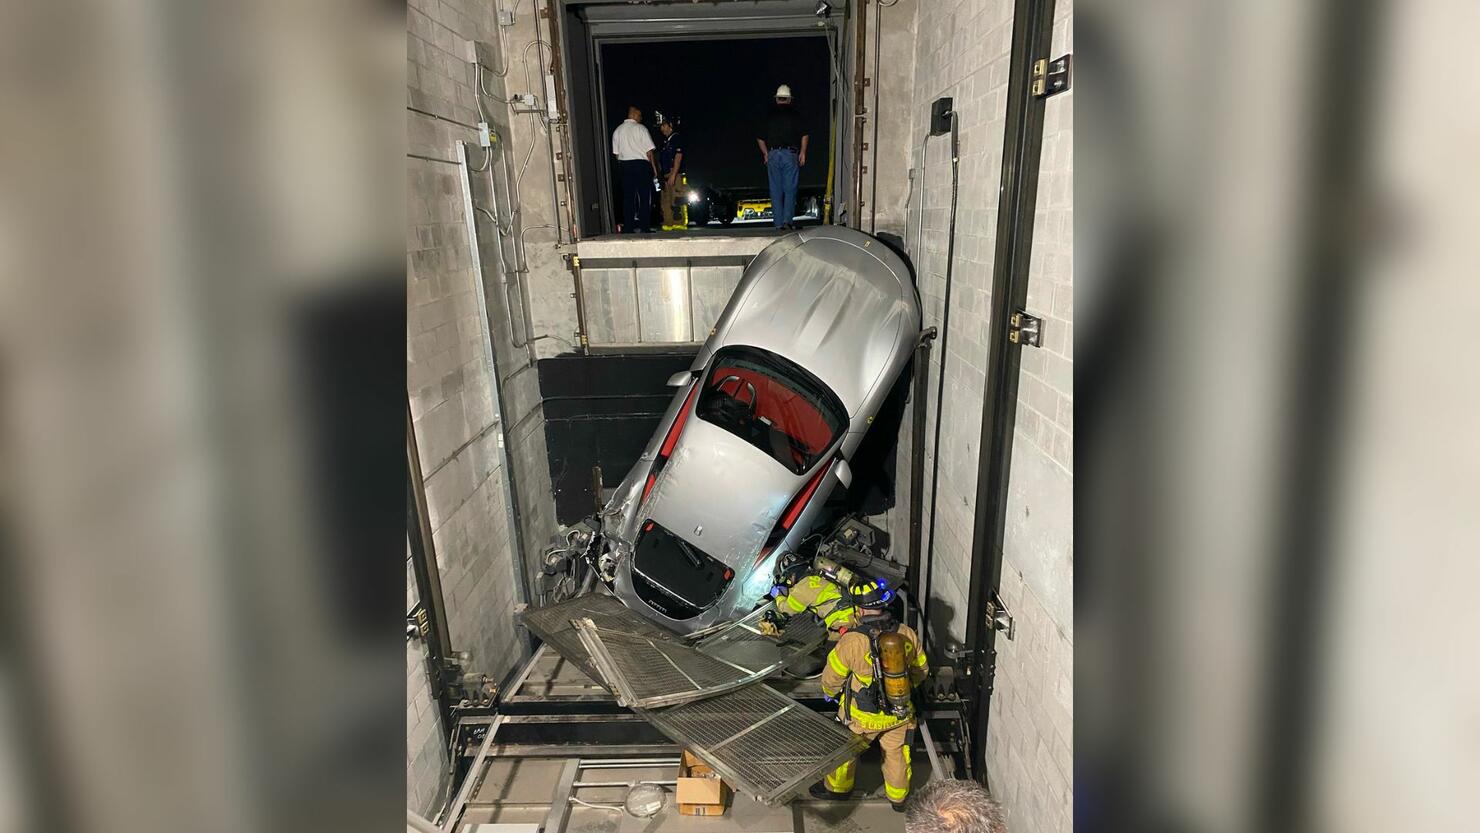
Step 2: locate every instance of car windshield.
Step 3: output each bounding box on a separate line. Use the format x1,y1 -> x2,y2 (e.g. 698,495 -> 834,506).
695,346 -> 846,474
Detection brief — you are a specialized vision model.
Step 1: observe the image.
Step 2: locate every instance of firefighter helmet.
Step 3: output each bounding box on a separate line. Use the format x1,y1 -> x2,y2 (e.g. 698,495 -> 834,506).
850,577 -> 893,609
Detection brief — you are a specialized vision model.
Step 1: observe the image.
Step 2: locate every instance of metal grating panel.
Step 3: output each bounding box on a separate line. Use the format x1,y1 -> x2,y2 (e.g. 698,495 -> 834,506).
574,619 -> 768,709
644,684 -> 869,805
520,594 -> 864,806
693,604 -> 828,674
518,593 -> 676,683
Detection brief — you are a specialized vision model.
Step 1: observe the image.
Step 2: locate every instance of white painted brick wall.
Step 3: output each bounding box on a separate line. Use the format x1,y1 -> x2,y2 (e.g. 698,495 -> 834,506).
906,0 -> 1018,645
991,4 -> 1074,833
899,2 -> 1073,833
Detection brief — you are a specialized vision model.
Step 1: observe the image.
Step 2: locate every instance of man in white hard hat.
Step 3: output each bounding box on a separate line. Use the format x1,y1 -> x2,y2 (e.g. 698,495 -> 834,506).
755,84 -> 809,230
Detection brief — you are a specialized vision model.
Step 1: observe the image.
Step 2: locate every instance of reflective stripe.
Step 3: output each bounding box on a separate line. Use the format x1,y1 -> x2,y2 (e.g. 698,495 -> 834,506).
848,703 -> 906,731
784,594 -> 808,613
825,760 -> 855,793
889,745 -> 913,803
823,607 -> 856,628
914,649 -> 929,667
827,651 -> 850,677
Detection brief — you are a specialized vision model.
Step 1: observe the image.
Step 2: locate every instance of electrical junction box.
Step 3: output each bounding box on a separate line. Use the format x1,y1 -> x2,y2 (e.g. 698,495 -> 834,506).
930,96 -> 954,136
511,93 -> 541,111
497,8 -> 515,26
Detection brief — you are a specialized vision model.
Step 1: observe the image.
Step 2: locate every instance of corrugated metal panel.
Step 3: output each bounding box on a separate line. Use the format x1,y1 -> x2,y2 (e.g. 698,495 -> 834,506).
644,684 -> 870,805
689,265 -> 744,338
580,267 -> 639,344
636,266 -> 692,342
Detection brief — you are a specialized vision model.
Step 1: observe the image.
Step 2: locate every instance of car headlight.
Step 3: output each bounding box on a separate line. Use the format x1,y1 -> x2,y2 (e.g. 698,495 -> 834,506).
687,191 -> 700,204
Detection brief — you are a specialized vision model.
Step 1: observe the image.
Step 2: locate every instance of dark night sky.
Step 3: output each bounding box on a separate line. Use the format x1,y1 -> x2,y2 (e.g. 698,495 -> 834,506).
601,36 -> 831,194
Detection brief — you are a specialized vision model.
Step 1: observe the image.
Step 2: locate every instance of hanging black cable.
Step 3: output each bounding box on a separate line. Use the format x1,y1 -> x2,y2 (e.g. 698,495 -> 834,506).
917,110 -> 961,652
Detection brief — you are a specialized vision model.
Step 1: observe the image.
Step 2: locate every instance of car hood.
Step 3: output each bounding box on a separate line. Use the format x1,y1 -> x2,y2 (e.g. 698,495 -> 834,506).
639,418 -> 804,568
714,231 -> 916,415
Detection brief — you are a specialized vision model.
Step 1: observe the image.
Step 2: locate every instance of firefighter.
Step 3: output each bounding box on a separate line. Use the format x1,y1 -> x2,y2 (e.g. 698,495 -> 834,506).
811,581 -> 929,812
656,115 -> 687,231
759,554 -> 865,637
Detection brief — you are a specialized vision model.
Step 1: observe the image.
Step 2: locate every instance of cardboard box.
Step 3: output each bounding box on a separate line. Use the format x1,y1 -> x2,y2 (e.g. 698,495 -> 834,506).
677,750 -> 731,816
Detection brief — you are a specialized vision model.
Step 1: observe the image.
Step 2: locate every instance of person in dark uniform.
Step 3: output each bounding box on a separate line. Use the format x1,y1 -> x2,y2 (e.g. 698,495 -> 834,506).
756,84 -> 809,230
657,116 -> 687,231
611,105 -> 657,233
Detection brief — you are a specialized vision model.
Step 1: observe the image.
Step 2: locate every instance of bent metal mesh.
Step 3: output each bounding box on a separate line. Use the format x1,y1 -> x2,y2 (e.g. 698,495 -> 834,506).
643,684 -> 869,805
574,620 -> 761,708
518,593 -> 864,805
518,592 -> 674,682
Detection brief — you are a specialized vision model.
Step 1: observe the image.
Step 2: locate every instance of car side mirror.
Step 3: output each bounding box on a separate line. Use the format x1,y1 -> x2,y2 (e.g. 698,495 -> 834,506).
833,458 -> 853,488
666,371 -> 692,387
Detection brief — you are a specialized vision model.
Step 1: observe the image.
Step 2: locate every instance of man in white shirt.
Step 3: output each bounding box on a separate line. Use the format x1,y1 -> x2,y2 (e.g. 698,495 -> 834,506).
611,105 -> 658,233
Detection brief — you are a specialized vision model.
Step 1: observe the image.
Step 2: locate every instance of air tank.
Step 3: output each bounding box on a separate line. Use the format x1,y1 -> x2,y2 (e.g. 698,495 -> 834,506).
876,631 -> 913,717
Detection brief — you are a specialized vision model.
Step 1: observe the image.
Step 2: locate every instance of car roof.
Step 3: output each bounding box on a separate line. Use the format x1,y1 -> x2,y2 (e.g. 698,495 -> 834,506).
711,227 -> 919,416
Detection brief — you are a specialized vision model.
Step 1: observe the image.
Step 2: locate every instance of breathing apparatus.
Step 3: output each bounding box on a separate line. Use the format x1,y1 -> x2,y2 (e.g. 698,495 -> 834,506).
874,631 -> 914,718
812,554 -> 859,587
846,595 -> 914,720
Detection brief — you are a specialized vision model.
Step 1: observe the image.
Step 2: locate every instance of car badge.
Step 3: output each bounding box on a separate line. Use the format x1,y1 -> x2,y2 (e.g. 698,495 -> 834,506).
694,525 -> 704,536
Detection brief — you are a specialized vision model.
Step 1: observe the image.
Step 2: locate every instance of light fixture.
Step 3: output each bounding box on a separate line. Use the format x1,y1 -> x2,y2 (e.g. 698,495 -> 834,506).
814,1 -> 830,18
687,191 -> 701,204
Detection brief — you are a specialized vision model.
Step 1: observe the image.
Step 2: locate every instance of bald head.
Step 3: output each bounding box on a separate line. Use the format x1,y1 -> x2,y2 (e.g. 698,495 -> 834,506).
905,779 -> 1007,833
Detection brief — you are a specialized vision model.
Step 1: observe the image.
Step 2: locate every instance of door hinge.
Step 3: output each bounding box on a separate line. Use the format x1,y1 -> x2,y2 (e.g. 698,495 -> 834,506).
1031,54 -> 1073,99
406,604 -> 431,640
1008,311 -> 1043,347
985,592 -> 1015,640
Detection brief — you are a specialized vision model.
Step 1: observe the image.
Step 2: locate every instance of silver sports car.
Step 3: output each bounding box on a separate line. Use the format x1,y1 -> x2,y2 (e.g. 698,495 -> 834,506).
597,226 -> 922,633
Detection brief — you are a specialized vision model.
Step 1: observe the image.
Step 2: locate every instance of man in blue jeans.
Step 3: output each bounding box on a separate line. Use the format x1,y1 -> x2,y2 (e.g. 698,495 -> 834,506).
756,85 -> 810,230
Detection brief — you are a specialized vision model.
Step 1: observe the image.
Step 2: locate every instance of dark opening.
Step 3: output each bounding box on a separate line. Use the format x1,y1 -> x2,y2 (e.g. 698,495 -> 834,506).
631,521 -> 734,618
599,36 -> 833,231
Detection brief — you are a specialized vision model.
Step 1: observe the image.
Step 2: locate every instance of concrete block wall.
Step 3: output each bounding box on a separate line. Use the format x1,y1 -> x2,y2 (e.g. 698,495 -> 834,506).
495,2 -> 583,361
407,562 -> 449,819
985,6 -> 1073,833
869,0 -> 921,237
897,2 -> 1073,833
905,0 -> 1017,644
408,0 -> 558,809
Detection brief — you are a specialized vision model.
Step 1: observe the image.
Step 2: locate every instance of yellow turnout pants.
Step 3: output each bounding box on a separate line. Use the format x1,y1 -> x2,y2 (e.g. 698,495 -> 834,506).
822,721 -> 914,803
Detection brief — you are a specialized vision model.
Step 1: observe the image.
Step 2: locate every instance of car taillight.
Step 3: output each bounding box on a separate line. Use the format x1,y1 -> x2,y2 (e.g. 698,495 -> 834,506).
658,384 -> 698,459
754,461 -> 831,567
779,461 -> 830,531
641,383 -> 698,506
